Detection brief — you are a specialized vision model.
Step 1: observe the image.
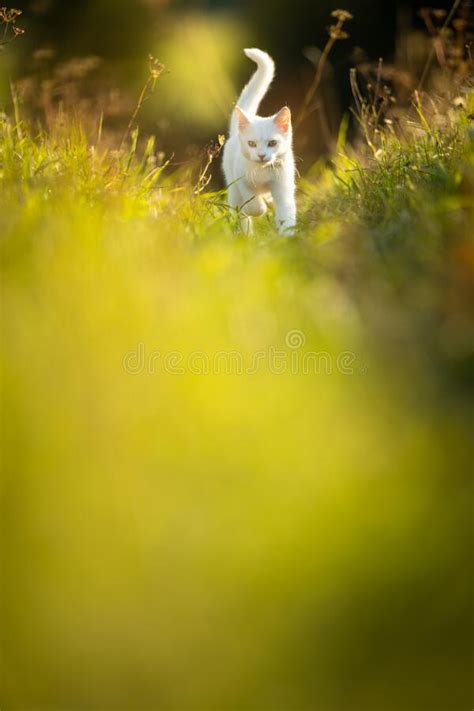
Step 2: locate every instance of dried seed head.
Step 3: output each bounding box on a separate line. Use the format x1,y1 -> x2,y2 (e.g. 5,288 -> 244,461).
331,9 -> 353,22
0,7 -> 22,22
329,25 -> 350,40
148,55 -> 166,80
0,7 -> 25,45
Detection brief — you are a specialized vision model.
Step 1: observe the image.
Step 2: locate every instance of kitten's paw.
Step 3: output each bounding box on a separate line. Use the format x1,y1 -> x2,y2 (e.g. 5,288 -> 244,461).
276,220 -> 297,236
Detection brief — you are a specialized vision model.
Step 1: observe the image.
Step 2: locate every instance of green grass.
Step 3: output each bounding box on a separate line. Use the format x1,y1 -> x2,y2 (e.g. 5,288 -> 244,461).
1,94 -> 473,710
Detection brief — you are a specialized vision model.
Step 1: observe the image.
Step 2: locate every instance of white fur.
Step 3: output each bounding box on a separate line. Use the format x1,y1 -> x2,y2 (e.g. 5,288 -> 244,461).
223,48 -> 296,235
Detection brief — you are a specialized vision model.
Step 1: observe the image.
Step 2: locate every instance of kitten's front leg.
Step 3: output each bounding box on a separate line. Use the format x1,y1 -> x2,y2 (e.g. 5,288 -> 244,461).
239,189 -> 267,236
272,184 -> 296,235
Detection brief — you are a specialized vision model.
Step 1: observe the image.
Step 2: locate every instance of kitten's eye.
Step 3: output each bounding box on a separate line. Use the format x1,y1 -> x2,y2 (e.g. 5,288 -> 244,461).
268,140 -> 278,147
248,140 -> 257,148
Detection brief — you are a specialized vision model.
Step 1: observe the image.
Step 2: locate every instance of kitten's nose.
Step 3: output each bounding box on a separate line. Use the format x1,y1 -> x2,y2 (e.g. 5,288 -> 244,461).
258,153 -> 266,161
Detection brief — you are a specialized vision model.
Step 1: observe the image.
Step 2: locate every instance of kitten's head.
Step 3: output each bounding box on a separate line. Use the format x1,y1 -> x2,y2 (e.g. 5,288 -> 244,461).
235,106 -> 292,165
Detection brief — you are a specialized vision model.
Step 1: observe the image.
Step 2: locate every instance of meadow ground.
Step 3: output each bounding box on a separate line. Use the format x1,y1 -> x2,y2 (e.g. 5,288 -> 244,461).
1,55 -> 473,710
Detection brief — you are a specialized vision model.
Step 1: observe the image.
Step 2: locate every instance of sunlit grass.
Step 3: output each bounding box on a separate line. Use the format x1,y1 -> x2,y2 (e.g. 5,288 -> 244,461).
1,83 -> 473,711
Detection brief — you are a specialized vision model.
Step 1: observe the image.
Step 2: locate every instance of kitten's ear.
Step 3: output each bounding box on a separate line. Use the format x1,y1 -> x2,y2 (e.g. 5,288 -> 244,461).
235,106 -> 250,131
274,106 -> 291,133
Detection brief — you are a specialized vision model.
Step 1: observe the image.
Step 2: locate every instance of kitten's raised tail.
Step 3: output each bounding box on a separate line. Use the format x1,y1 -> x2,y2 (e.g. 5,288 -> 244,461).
230,48 -> 275,133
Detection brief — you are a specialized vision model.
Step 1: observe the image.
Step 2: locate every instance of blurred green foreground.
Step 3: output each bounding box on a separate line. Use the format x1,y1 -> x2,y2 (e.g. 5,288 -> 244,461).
1,73 -> 473,711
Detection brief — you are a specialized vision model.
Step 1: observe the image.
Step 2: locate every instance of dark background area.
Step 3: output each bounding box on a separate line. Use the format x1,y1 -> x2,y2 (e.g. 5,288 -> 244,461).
6,0 -> 466,160
19,0 -> 457,63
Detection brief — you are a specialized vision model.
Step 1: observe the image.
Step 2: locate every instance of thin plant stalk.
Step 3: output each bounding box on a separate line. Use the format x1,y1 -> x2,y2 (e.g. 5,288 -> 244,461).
120,55 -> 166,151
295,9 -> 353,129
417,0 -> 463,92
194,135 -> 225,195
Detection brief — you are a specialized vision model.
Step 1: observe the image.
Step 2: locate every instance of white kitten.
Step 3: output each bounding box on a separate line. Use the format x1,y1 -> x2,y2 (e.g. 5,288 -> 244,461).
222,48 -> 296,235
